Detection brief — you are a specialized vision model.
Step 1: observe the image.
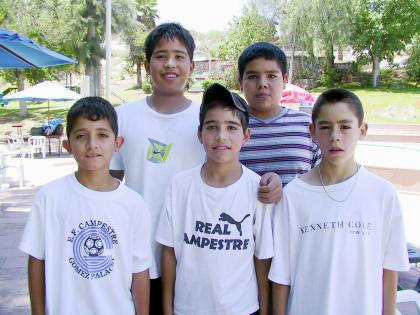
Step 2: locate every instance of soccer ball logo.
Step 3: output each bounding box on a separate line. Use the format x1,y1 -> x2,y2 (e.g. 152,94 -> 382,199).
83,234 -> 104,256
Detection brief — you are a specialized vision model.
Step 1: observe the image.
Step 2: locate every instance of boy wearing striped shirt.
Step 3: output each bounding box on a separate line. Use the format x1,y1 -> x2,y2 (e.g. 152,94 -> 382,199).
239,42 -> 321,186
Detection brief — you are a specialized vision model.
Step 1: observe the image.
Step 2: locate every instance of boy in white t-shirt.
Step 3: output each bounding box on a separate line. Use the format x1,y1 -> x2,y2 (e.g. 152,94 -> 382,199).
110,22 -> 282,314
19,97 -> 151,315
156,83 -> 274,315
269,88 -> 410,315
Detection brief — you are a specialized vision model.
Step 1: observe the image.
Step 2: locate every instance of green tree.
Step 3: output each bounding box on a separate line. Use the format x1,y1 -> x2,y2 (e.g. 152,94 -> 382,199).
217,4 -> 277,62
407,36 -> 420,83
0,0 -> 77,116
127,0 -> 159,88
351,0 -> 420,87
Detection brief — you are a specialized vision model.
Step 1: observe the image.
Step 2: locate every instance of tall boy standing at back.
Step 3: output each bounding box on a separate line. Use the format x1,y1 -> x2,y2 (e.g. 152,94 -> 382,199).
156,83 -> 274,315
20,97 -> 151,315
110,23 -> 204,314
239,42 -> 321,186
110,24 -> 282,313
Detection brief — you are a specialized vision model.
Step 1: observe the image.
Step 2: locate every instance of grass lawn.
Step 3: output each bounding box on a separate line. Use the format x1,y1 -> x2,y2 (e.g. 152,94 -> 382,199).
312,84 -> 420,124
1,81 -> 419,138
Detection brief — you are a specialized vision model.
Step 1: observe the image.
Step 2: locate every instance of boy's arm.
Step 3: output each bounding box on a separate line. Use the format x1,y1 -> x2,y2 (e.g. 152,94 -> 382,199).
110,169 -> 124,181
258,172 -> 282,204
28,256 -> 45,315
162,245 -> 176,315
272,283 -> 290,315
132,269 -> 150,315
255,257 -> 272,315
383,268 -> 398,315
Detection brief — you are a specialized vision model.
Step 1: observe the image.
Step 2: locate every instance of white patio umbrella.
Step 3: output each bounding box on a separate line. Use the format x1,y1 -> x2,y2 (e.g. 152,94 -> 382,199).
4,81 -> 81,121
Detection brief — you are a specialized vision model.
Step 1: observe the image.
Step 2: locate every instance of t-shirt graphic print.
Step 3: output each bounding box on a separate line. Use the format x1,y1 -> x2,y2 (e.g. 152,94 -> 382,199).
67,219 -> 118,280
147,138 -> 172,163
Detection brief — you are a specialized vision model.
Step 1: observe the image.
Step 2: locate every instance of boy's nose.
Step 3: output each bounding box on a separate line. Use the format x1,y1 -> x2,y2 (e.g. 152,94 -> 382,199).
165,56 -> 176,68
257,77 -> 268,88
87,138 -> 99,149
216,131 -> 226,141
329,129 -> 341,142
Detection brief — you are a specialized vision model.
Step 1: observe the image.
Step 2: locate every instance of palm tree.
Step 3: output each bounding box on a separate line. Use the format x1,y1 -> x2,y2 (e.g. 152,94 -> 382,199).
129,0 -> 159,87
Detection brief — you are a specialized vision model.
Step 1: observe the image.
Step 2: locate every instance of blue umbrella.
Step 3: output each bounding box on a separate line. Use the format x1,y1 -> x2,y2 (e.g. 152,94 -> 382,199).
0,28 -> 77,68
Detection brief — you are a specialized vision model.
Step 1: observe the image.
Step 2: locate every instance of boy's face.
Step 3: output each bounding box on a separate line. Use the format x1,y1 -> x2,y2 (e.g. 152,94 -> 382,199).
63,116 -> 123,174
239,57 -> 287,118
310,102 -> 367,168
198,106 -> 250,166
144,37 -> 194,96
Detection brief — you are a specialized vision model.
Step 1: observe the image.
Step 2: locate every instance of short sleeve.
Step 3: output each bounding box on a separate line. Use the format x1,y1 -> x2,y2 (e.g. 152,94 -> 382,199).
382,192 -> 410,271
19,191 -> 46,260
268,196 -> 291,285
155,183 -> 174,248
253,202 -> 274,259
132,200 -> 152,273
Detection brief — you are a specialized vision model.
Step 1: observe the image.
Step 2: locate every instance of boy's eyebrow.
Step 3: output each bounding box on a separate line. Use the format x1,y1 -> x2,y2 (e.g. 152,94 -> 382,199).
244,69 -> 281,75
72,127 -> 113,133
318,119 -> 354,124
203,120 -> 242,126
152,49 -> 188,55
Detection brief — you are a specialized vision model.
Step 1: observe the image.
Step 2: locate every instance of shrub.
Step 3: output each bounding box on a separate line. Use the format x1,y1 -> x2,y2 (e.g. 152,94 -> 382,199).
142,81 -> 152,94
202,79 -> 225,90
223,67 -> 240,90
407,37 -> 420,83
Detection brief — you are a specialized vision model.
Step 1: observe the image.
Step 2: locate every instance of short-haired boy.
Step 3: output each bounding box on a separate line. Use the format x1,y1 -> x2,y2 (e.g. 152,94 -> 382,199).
156,83 -> 274,315
269,88 -> 410,315
19,97 -> 151,315
110,24 -> 281,314
238,42 -> 321,186
110,22 -> 205,314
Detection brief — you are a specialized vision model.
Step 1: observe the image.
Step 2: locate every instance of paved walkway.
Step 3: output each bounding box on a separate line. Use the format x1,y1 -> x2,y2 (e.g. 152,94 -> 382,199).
0,141 -> 420,314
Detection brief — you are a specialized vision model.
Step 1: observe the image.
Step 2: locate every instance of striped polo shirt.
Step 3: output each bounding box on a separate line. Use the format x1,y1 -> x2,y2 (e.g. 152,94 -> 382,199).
240,107 -> 321,187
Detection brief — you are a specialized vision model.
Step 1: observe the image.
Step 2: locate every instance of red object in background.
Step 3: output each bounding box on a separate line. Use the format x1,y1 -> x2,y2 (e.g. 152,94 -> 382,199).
281,83 -> 315,104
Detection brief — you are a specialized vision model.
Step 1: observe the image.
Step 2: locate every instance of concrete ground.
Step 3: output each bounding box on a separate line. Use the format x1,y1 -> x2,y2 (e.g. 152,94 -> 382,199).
1,140 -> 420,314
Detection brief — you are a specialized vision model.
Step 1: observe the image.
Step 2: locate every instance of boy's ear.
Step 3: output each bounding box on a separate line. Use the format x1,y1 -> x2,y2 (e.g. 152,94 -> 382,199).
114,136 -> 124,152
242,128 -> 251,145
359,122 -> 368,140
144,60 -> 150,74
197,126 -> 203,144
309,123 -> 317,140
238,77 -> 243,91
189,61 -> 195,76
62,139 -> 72,154
283,73 -> 288,84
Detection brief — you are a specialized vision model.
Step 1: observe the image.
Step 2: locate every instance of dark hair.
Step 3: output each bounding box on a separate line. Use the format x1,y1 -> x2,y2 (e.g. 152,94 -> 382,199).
238,42 -> 287,79
199,84 -> 249,131
199,100 -> 249,132
66,97 -> 118,138
312,88 -> 364,126
144,22 -> 195,63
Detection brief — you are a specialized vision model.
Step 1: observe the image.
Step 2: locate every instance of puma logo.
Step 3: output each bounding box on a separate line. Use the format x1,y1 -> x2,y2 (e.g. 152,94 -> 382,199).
219,212 -> 250,236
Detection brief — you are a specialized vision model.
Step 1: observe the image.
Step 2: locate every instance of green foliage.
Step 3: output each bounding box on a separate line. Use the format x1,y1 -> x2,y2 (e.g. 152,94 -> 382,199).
202,79 -> 225,90
142,81 -> 152,94
216,4 -> 277,62
407,37 -> 420,83
317,66 -> 341,87
223,67 -> 240,90
351,0 -> 420,86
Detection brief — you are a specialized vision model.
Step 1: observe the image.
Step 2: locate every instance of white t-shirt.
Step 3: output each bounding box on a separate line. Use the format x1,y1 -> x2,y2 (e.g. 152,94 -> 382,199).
156,165 -> 274,315
269,166 -> 410,315
19,174 -> 151,315
110,99 -> 205,278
